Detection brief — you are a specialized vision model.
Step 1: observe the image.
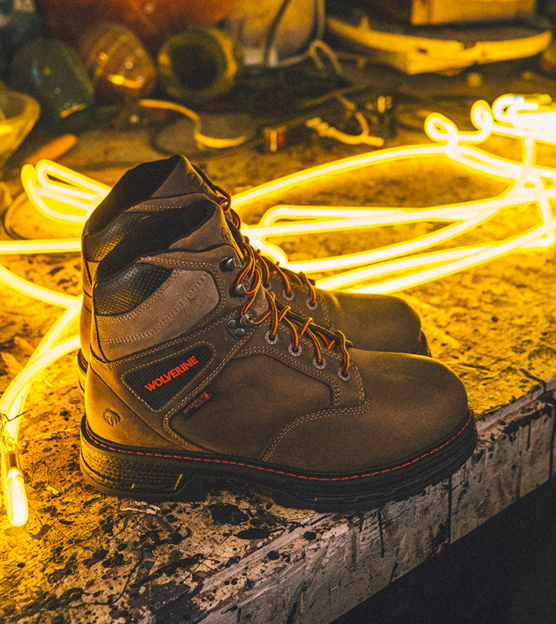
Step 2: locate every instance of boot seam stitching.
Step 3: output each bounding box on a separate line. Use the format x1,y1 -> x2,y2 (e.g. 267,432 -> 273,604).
116,342 -> 224,434
238,344 -> 341,406
142,256 -> 232,311
91,314 -> 237,368
97,272 -> 214,342
85,409 -> 474,482
239,323 -> 364,405
259,397 -> 374,461
126,192 -> 210,211
235,342 -> 364,406
163,341 -> 254,439
142,258 -> 229,274
97,270 -> 204,323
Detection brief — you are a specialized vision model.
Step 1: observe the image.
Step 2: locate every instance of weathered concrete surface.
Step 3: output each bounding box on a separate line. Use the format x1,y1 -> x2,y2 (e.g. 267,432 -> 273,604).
2,66 -> 556,621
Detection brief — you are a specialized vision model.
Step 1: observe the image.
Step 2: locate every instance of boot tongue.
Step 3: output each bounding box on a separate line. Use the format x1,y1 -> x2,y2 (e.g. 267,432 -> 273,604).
153,156 -> 226,205
248,280 -> 271,317
225,216 -> 247,253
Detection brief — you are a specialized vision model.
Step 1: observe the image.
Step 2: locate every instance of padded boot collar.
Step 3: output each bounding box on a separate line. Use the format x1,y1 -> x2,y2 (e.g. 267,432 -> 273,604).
85,155 -> 225,235
153,156 -> 225,205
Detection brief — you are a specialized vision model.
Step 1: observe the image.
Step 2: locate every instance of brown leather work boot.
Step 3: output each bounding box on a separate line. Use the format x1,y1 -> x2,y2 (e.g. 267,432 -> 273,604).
80,198 -> 476,511
78,156 -> 429,391
78,155 -> 228,390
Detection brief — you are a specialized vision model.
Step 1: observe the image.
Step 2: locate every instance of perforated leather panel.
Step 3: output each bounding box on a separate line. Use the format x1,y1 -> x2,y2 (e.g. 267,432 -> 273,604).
84,213 -> 145,262
95,264 -> 173,316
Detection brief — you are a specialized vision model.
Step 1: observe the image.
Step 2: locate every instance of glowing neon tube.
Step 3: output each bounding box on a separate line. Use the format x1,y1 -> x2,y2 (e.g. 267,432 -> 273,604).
351,218 -> 556,294
0,335 -> 80,526
2,92 -> 556,526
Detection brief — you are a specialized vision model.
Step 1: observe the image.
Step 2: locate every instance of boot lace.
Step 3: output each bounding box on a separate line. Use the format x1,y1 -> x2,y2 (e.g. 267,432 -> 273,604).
215,186 -> 317,307
232,241 -> 350,379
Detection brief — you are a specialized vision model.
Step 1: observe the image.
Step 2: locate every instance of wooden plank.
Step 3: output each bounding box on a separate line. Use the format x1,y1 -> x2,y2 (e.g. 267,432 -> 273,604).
452,392 -> 556,542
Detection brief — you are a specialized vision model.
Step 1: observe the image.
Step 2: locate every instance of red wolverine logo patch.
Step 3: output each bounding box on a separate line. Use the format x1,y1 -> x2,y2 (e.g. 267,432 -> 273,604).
144,356 -> 200,392
124,345 -> 212,410
180,389 -> 214,419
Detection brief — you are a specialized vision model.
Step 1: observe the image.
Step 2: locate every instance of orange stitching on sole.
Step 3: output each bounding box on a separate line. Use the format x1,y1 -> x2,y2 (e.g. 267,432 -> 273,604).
84,409 -> 474,483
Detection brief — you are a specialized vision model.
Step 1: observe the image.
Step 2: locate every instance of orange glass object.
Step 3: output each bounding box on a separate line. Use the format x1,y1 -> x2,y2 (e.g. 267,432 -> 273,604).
78,22 -> 156,102
38,0 -> 236,52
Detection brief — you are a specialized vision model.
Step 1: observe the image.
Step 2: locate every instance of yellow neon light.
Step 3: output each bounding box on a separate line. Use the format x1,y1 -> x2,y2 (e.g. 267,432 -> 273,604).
0,247 -> 81,526
2,93 -> 556,525
21,160 -> 110,223
4,467 -> 27,527
0,239 -> 82,254
233,96 -> 556,291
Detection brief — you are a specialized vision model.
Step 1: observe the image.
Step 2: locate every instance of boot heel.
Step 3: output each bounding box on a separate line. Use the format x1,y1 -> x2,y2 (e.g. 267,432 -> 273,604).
80,416 -> 206,502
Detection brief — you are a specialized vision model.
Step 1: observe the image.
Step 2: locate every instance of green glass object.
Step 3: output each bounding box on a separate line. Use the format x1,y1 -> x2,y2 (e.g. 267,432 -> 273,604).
10,38 -> 95,133
158,28 -> 242,106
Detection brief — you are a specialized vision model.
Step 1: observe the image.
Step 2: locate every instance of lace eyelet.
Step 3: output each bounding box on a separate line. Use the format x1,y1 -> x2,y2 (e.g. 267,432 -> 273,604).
313,357 -> 326,370
306,298 -> 317,310
282,289 -> 294,301
288,343 -> 302,357
233,283 -> 246,297
338,369 -> 351,382
240,314 -> 254,328
220,256 -> 237,272
265,331 -> 278,345
227,318 -> 246,338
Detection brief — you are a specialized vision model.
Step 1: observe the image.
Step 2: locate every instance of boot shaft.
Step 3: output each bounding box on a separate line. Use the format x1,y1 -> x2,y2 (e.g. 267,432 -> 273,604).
91,198 -> 245,360
80,155 -> 228,362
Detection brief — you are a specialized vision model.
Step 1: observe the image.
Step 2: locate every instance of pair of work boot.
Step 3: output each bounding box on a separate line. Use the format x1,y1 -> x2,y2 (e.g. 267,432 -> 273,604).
79,155 -> 476,511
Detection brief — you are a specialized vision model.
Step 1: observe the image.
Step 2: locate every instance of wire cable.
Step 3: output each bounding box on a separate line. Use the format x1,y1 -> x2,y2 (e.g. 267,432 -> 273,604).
138,98 -> 249,150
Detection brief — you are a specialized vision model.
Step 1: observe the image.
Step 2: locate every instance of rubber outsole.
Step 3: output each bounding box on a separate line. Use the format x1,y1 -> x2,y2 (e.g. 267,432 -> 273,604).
80,408 -> 477,512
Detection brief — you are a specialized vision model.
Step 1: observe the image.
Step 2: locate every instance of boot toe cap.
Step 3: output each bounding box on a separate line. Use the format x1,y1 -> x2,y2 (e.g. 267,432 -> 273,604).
263,351 -> 470,475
